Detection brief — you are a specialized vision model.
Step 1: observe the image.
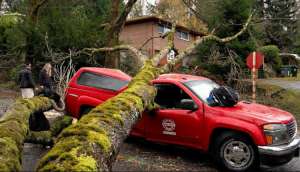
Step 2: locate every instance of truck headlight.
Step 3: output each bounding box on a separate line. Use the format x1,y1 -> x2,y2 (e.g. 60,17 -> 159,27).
263,124 -> 289,145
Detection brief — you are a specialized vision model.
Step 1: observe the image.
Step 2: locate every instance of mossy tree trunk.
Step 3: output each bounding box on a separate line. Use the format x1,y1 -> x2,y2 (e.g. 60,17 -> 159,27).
37,13 -> 253,172
0,97 -> 52,172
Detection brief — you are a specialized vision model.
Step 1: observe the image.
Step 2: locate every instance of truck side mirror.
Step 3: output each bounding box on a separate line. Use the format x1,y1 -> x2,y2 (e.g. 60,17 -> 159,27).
179,99 -> 198,111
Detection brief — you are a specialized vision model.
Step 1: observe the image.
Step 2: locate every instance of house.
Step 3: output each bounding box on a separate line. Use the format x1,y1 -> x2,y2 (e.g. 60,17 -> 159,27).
120,16 -> 204,65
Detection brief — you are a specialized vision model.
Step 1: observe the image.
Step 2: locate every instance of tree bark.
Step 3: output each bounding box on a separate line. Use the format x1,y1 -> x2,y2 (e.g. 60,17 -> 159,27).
25,0 -> 48,63
28,0 -> 48,24
104,0 -> 138,68
0,97 -> 52,172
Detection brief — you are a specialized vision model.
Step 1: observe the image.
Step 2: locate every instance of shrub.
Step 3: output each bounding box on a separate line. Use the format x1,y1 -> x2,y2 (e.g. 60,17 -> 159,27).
258,45 -> 282,72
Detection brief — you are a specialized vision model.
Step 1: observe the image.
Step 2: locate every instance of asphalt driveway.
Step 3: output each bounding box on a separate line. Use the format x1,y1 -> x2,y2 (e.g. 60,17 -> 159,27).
259,79 -> 300,91
0,89 -> 299,172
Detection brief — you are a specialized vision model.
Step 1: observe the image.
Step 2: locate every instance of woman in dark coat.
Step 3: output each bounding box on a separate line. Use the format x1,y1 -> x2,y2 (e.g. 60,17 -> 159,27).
39,63 -> 64,110
39,63 -> 54,97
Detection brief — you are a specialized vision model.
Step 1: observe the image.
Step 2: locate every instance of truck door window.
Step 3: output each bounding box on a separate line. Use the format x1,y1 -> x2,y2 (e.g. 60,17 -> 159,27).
154,84 -> 194,109
77,72 -> 129,91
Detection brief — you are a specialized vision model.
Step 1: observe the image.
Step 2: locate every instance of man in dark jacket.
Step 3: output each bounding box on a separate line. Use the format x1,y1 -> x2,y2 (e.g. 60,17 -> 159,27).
18,63 -> 35,98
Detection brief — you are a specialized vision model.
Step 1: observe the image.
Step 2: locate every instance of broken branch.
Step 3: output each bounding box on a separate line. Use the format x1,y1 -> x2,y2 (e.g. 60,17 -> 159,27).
163,12 -> 254,71
83,44 -> 148,65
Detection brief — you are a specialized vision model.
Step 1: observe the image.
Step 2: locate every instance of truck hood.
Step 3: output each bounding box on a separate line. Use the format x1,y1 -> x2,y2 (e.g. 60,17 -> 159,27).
214,101 -> 294,125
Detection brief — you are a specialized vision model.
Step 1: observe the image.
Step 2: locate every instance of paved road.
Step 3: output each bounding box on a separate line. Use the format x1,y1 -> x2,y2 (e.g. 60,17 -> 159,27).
259,79 -> 300,90
20,138 -> 300,172
0,89 -> 299,172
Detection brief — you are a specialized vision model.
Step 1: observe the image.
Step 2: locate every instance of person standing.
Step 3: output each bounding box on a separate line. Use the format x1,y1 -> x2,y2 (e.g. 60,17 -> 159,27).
39,63 -> 54,97
18,63 -> 35,98
38,63 -> 65,113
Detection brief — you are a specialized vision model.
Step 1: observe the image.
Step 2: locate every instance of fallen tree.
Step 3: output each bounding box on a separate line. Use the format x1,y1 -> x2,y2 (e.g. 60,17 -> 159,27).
0,97 -> 52,171
36,12 -> 253,172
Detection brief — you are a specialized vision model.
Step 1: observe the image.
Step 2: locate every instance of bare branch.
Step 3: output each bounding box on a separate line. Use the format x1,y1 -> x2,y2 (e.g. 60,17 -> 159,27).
209,12 -> 253,43
83,45 -> 147,60
151,23 -> 177,66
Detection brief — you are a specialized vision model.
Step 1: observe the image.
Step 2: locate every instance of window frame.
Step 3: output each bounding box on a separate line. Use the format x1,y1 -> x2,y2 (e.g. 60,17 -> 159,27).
177,30 -> 190,41
154,83 -> 195,110
158,24 -> 171,34
76,71 -> 129,92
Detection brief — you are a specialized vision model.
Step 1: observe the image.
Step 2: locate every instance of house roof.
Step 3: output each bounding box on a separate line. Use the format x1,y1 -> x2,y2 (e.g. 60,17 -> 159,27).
125,16 -> 205,36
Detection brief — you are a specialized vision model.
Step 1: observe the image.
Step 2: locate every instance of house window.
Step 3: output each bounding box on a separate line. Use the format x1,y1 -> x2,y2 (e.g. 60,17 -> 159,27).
158,24 -> 171,34
177,30 -> 190,41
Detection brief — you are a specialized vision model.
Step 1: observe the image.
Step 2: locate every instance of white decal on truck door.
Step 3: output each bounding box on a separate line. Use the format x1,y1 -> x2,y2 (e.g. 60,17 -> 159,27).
162,119 -> 176,135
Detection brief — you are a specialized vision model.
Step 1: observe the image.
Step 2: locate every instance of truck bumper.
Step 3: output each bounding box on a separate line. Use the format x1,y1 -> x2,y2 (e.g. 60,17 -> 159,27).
258,137 -> 300,166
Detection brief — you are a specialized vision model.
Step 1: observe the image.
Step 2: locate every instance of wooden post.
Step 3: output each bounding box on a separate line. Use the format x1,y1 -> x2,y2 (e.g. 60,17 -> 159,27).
252,52 -> 256,103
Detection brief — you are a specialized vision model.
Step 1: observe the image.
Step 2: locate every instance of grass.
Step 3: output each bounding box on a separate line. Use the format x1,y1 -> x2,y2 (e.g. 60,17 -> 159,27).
0,81 -> 18,90
240,83 -> 300,125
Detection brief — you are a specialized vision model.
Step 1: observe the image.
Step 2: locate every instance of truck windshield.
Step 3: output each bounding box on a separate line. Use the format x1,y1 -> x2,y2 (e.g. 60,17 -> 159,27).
184,80 -> 219,104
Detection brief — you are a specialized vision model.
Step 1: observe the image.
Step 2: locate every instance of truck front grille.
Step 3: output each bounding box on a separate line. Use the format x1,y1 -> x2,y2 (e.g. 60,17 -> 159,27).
287,120 -> 297,140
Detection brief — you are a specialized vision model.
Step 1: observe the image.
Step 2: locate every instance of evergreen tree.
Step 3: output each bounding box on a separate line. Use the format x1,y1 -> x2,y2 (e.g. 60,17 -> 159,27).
194,0 -> 256,60
262,0 -> 298,51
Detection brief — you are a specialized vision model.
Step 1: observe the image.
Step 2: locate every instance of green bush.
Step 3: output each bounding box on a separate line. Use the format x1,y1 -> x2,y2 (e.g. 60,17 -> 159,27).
258,45 -> 282,72
0,13 -> 25,52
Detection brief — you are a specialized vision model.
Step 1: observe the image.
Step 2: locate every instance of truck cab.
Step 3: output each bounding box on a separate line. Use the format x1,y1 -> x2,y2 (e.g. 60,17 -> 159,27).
65,67 -> 300,171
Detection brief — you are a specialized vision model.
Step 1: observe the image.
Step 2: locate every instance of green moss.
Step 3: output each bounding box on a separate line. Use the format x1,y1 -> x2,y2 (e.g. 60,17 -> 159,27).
38,61 -> 161,171
87,130 -> 111,153
37,136 -> 83,169
74,155 -> 97,172
39,147 -> 97,172
0,96 -> 53,171
50,115 -> 73,137
0,137 -> 21,172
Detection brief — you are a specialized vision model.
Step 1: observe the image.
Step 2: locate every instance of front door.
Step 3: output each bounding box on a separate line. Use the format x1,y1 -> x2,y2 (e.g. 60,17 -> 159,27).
145,83 -> 203,148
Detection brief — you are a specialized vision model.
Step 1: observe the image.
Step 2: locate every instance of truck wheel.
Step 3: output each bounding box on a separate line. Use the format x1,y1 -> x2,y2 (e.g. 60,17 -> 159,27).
211,132 -> 258,172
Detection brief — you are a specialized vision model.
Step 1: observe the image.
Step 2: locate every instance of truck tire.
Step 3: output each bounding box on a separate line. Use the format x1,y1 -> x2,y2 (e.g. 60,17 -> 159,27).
211,132 -> 259,172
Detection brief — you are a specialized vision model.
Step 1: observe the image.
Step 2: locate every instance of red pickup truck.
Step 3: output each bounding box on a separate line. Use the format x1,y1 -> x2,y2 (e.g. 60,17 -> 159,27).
65,67 -> 300,171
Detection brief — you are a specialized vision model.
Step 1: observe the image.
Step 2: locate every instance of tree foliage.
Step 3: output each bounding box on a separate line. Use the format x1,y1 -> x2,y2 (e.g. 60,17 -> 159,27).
258,45 -> 282,72
189,0 -> 256,79
261,0 -> 298,51
149,0 -> 208,33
